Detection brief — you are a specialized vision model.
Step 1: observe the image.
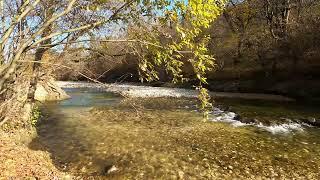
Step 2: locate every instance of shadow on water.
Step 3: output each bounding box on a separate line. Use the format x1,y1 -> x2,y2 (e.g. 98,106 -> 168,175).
29,107 -> 115,176
29,88 -> 125,177
28,88 -> 320,179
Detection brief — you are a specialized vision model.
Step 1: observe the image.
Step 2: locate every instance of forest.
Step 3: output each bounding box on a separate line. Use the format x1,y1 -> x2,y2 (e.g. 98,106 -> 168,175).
0,0 -> 320,179
53,0 -> 320,101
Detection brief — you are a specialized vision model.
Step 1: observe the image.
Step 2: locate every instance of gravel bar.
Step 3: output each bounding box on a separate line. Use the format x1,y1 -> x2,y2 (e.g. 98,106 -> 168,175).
57,81 -> 295,102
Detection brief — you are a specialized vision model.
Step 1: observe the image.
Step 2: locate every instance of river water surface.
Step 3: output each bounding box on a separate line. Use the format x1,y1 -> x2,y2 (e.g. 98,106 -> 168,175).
31,87 -> 320,179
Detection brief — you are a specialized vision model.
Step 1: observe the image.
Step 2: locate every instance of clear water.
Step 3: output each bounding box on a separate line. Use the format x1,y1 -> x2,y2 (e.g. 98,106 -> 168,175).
30,88 -> 320,179
60,88 -> 121,107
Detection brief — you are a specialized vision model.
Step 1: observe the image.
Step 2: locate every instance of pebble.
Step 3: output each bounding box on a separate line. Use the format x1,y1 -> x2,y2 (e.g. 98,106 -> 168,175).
80,167 -> 86,173
107,165 -> 119,174
62,175 -> 72,180
178,170 -> 184,179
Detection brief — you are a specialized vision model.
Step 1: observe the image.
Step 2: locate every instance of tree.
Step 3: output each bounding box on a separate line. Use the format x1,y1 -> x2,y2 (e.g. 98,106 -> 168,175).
222,0 -> 258,64
0,0 -> 226,128
262,0 -> 320,71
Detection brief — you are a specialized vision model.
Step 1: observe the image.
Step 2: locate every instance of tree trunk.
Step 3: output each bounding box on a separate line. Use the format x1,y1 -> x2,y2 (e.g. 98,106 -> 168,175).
0,64 -> 35,130
29,6 -> 54,101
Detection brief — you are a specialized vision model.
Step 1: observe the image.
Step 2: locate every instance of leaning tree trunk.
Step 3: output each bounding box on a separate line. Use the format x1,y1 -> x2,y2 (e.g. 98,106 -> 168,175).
0,54 -> 70,130
0,62 -> 35,130
30,43 -> 70,102
28,5 -> 69,103
28,6 -> 54,102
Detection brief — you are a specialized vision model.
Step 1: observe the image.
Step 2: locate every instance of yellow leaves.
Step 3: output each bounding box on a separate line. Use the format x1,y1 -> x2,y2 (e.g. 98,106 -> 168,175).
132,0 -> 226,114
176,26 -> 186,39
170,12 -> 178,22
140,63 -> 147,71
188,0 -> 225,32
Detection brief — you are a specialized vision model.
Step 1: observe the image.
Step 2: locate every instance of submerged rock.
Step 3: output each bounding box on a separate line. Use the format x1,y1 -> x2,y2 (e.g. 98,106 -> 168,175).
234,114 -> 241,121
103,165 -> 119,175
279,117 -> 293,124
300,117 -> 320,127
239,118 -> 257,124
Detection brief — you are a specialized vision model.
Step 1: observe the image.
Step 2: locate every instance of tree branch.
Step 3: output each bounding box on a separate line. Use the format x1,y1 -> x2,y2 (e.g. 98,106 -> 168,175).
0,0 -> 41,50
0,0 -> 78,90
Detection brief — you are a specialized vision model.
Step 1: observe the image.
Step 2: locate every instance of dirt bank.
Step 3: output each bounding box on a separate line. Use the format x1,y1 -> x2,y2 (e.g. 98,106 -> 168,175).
0,130 -> 68,179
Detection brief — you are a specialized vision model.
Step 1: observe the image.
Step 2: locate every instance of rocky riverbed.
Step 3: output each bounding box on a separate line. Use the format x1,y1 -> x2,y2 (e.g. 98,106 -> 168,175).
31,88 -> 320,179
4,81 -> 317,179
57,81 -> 319,131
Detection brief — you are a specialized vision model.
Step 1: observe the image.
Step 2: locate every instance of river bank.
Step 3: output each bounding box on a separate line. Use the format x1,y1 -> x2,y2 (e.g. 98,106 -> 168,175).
0,130 -> 68,179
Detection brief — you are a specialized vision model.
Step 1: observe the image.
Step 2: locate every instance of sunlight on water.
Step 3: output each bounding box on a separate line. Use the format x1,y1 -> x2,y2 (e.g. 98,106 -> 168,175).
31,88 -> 320,179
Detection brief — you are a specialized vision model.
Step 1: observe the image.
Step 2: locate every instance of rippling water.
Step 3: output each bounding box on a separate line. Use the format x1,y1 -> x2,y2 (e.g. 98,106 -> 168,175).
30,87 -> 320,179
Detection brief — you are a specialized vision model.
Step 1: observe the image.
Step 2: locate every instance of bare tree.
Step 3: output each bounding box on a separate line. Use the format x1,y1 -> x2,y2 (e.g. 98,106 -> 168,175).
0,0 -> 134,127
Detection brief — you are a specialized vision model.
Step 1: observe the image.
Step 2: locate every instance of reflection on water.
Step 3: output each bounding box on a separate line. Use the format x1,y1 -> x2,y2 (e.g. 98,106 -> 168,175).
30,88 -> 320,179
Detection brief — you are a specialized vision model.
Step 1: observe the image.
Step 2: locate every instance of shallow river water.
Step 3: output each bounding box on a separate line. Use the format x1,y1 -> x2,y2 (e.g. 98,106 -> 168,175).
31,87 -> 320,179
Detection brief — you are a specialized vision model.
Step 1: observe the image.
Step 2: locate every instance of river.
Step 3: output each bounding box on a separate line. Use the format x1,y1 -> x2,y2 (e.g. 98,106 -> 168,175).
30,85 -> 320,179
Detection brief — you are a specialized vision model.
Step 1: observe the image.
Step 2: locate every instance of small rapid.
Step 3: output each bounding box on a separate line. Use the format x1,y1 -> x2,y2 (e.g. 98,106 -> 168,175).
209,107 -> 305,134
